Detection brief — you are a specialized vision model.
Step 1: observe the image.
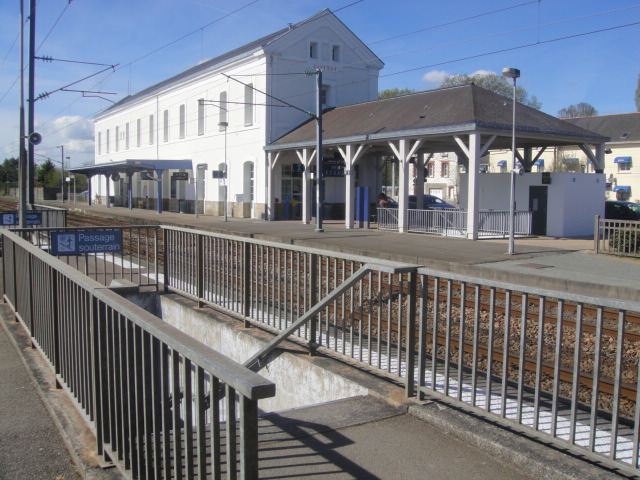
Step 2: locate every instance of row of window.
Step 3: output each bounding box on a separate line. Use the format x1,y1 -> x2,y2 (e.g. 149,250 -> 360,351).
309,42 -> 341,62
97,85 -> 254,155
426,162 -> 450,178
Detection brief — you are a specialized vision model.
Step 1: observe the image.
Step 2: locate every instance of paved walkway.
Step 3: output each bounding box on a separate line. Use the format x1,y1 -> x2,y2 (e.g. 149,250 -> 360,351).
0,309 -> 80,480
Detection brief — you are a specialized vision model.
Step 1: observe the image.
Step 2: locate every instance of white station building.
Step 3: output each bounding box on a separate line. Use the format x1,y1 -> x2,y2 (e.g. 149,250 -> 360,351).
72,8 -> 609,239
79,9 -> 382,218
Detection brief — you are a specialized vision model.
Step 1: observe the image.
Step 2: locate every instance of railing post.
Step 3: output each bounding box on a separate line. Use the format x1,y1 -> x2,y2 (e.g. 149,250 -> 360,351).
594,215 -> 600,254
50,265 -> 60,376
243,242 -> 251,328
240,396 -> 260,480
162,228 -> 169,293
197,234 -> 204,307
308,253 -> 318,353
405,269 -> 417,397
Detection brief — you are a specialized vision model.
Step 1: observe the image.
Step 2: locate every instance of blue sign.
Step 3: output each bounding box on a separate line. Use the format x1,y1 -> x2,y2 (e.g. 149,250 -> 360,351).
0,212 -> 42,226
323,158 -> 345,177
50,230 -> 122,256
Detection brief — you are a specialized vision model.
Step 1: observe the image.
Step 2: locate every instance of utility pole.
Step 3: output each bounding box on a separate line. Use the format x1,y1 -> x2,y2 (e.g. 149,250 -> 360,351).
315,69 -> 324,232
27,0 -> 36,206
57,145 -> 64,202
18,0 -> 27,227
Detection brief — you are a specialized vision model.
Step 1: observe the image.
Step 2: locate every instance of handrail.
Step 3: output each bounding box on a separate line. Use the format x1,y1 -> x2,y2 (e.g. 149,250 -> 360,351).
1,229 -> 274,479
243,265 -> 372,371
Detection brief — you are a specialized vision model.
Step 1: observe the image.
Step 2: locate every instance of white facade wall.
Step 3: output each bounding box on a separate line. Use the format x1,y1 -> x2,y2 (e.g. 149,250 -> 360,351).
92,12 -> 382,219
459,172 -> 605,237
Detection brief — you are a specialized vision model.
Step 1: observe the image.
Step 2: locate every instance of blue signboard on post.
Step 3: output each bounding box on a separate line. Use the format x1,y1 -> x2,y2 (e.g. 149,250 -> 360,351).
0,212 -> 42,226
50,230 -> 122,256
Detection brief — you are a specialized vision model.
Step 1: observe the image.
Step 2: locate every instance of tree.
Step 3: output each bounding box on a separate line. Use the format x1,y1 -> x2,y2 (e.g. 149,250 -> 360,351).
0,157 -> 19,185
549,152 -> 583,173
636,73 -> 640,112
557,102 -> 598,118
440,73 -> 541,109
378,88 -> 414,99
36,158 -> 57,187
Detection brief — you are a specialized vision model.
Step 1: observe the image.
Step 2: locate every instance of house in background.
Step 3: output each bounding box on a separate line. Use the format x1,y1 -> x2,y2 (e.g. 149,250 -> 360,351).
83,9 -> 383,218
564,113 -> 640,203
489,112 -> 639,204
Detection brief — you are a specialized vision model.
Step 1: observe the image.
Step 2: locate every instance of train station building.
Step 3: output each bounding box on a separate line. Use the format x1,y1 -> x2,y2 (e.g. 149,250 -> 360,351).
74,8 -> 608,239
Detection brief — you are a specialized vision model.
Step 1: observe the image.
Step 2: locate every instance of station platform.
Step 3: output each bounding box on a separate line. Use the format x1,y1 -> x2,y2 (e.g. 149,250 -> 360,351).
62,201 -> 640,302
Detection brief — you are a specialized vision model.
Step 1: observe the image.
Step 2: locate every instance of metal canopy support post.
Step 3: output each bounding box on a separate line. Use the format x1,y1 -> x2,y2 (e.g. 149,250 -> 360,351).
106,175 -> 111,208
127,173 -> 133,210
87,175 -> 93,206
156,169 -> 164,214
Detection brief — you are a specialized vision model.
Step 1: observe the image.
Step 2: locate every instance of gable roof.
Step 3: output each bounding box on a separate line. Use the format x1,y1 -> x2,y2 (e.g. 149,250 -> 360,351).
564,113 -> 640,143
96,9 -> 381,119
267,84 -> 607,151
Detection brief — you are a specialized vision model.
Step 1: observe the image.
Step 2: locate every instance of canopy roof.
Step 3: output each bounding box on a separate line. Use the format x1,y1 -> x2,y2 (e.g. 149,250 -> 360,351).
266,84 -> 609,153
68,159 -> 193,177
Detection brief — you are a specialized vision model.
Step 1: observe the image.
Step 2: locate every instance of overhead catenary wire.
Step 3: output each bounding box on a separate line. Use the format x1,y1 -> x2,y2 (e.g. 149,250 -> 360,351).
2,2 -> 639,159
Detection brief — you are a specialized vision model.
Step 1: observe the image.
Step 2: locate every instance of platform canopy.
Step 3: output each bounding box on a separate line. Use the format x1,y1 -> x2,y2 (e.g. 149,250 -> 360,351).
68,159 -> 193,177
68,159 -> 193,213
264,84 -> 609,237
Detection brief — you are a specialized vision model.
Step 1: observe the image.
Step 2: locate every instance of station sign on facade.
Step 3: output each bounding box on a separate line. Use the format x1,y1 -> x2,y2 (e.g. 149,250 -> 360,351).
50,230 -> 123,256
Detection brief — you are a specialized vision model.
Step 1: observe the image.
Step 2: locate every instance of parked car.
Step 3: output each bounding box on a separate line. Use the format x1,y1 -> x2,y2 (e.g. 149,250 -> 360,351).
620,201 -> 640,213
408,194 -> 456,210
605,201 -> 640,220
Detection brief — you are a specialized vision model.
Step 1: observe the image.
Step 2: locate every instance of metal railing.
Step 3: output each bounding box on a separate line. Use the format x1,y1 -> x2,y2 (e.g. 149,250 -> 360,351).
382,208 -> 532,237
377,207 -> 399,230
0,206 -> 67,230
12,225 -> 161,287
476,209 -> 532,237
161,225 -> 640,476
1,229 -> 275,480
595,215 -> 640,258
407,208 -> 467,236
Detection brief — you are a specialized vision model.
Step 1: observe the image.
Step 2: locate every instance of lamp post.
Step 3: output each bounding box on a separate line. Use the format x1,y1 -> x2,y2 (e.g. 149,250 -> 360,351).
66,156 -> 70,201
219,121 -> 228,222
502,67 -> 520,255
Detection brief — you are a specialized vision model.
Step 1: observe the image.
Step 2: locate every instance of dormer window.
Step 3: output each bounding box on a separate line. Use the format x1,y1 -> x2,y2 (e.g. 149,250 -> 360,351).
309,42 -> 318,59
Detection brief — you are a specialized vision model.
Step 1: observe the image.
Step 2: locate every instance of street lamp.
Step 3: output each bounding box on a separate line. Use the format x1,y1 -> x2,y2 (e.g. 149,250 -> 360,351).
218,121 -> 228,222
502,67 -> 520,255
66,156 -> 70,201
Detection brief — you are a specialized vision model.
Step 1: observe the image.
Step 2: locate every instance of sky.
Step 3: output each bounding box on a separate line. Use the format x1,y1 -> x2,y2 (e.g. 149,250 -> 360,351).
0,0 -> 638,169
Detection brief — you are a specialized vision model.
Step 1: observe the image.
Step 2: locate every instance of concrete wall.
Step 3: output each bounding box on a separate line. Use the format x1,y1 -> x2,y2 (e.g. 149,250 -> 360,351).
459,172 -> 605,237
157,295 -> 368,413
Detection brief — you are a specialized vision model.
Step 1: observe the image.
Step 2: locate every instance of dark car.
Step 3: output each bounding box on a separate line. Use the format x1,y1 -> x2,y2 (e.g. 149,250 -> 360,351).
605,201 -> 640,221
408,194 -> 456,210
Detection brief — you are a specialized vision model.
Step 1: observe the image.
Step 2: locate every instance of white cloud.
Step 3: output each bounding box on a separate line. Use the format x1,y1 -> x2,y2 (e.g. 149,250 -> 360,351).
471,69 -> 496,77
421,70 -> 449,85
38,116 -> 95,167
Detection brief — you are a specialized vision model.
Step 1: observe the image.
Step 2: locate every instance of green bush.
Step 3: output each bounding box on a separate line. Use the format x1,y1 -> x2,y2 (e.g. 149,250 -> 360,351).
609,228 -> 640,254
